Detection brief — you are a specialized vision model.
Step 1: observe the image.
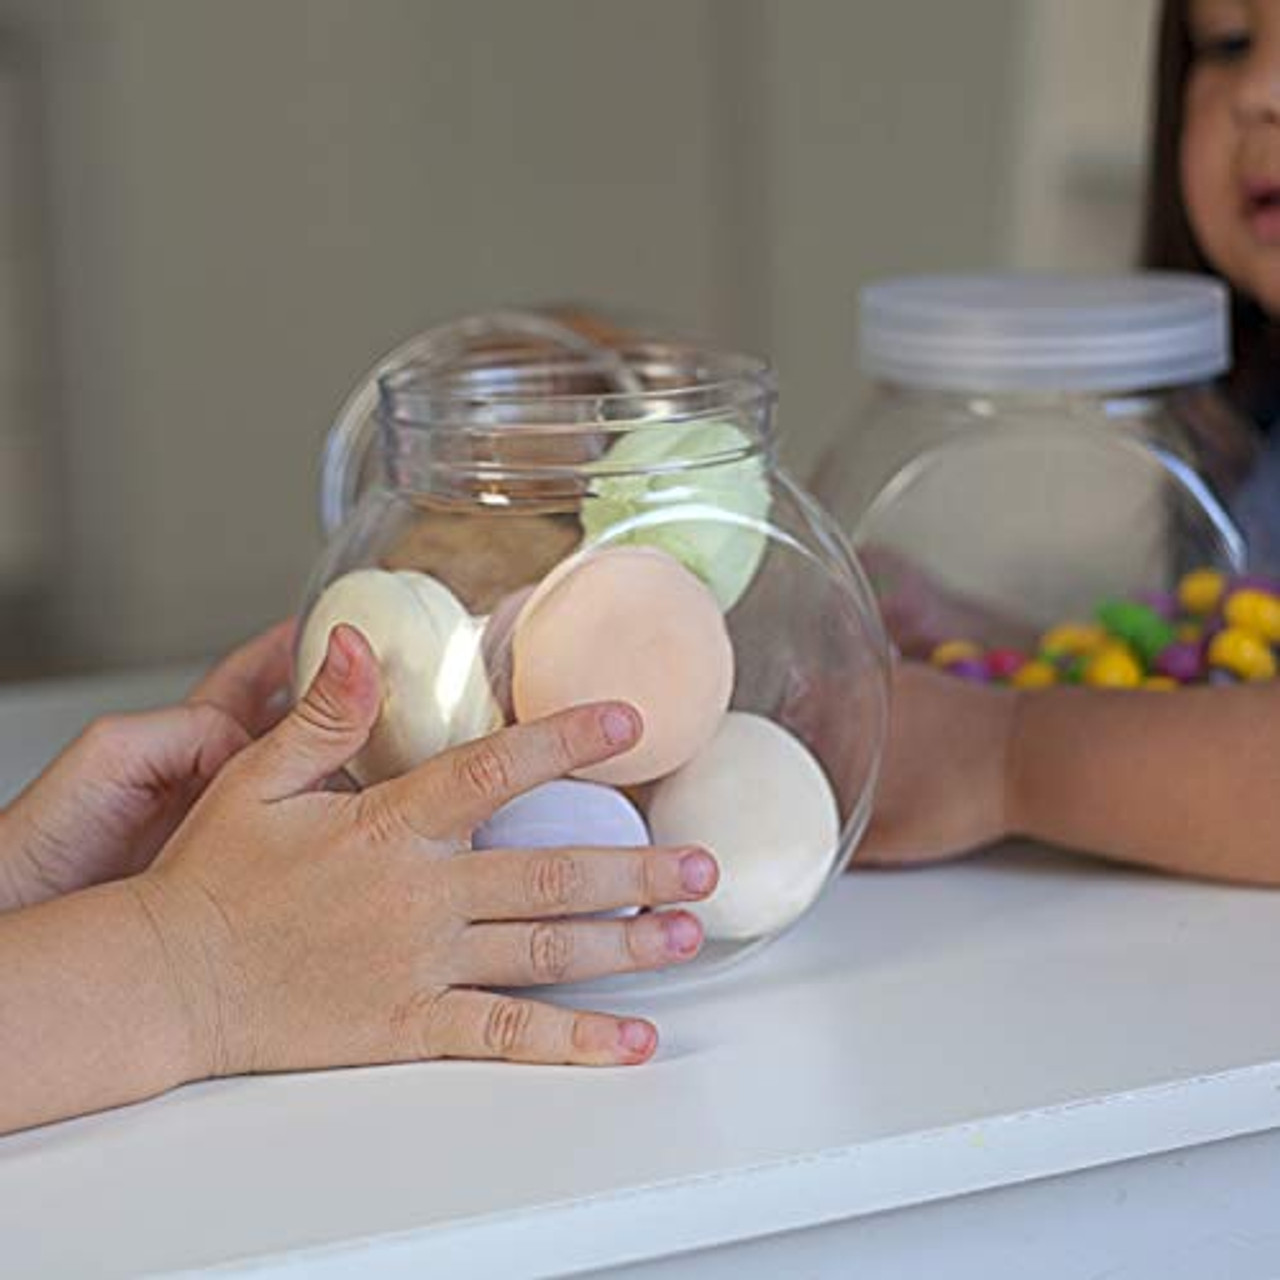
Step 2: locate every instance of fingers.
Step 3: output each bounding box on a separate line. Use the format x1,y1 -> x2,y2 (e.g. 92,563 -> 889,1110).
422,988 -> 658,1066
79,703 -> 251,794
376,702 -> 642,842
447,845 -> 718,921
189,620 -> 297,737
234,625 -> 381,801
457,911 -> 704,987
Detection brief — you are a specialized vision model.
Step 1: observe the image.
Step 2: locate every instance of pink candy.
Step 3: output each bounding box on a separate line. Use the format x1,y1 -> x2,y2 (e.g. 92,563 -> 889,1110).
984,648 -> 1026,681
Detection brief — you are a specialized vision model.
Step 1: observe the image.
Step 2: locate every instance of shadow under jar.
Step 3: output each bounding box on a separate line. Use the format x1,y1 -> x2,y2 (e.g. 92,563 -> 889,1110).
300,317 -> 890,987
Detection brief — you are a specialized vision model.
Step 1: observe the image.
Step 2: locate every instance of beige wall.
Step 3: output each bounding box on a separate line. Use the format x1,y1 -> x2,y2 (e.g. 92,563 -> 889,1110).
2,0 -> 1026,671
1011,0 -> 1158,272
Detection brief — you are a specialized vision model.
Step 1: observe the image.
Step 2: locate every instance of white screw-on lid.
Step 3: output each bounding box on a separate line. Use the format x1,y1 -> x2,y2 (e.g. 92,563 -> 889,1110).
860,273 -> 1230,394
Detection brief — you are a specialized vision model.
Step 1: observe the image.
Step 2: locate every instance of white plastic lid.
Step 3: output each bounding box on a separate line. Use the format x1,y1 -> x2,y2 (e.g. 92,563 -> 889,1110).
860,273 -> 1230,394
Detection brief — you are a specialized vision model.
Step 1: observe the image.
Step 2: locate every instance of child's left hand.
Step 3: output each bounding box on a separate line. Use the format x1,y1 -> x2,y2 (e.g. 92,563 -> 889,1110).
857,663 -> 1017,867
0,622 -> 295,910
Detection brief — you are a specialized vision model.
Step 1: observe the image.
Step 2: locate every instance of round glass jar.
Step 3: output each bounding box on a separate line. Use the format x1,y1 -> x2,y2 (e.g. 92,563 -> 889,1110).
813,274 -> 1265,658
302,314 -> 890,984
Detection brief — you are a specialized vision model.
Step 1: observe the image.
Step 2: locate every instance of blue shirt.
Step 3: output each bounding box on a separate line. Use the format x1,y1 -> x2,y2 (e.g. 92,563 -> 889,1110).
1234,426 -> 1280,573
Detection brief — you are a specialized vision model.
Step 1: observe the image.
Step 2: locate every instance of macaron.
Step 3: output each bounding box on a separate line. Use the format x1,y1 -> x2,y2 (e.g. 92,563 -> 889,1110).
479,585 -> 535,723
512,546 -> 734,787
297,568 -> 500,784
647,712 -> 840,941
473,779 -> 651,920
580,420 -> 771,611
473,779 -> 649,851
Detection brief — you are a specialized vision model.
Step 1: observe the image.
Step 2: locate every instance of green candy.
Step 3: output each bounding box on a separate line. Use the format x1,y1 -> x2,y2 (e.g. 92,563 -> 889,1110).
580,420 -> 771,611
1096,599 -> 1176,668
1064,654 -> 1091,685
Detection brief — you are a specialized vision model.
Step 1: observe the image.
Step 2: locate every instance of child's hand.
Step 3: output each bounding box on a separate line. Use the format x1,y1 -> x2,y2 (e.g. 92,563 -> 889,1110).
0,622 -> 295,910
858,663 -> 1017,867
1,622 -> 294,911
134,624 -> 716,1074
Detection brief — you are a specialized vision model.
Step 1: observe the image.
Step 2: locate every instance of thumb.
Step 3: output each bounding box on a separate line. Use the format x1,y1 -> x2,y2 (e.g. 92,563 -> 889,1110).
239,624 -> 381,800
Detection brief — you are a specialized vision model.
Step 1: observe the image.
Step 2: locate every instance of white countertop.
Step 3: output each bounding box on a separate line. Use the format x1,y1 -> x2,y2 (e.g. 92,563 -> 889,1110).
3,671 -> 1280,1278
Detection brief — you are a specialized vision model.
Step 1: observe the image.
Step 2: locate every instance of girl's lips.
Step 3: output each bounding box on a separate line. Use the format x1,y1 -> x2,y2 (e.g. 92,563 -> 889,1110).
1243,180 -> 1280,245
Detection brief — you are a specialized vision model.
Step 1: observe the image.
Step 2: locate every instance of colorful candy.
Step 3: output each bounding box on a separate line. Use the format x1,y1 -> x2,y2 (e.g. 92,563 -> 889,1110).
935,566 -> 1278,693
1095,600 -> 1176,666
944,657 -> 990,683
1224,589 -> 1280,644
1153,641 -> 1203,684
1178,568 -> 1226,616
1040,622 -> 1106,658
985,648 -> 1027,681
1011,659 -> 1058,689
1083,643 -> 1144,689
1207,626 -> 1277,682
930,639 -> 982,668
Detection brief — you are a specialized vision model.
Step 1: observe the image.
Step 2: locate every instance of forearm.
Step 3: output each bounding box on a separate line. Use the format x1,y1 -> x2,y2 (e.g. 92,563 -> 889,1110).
0,805 -> 33,913
1007,683 -> 1280,884
0,880 -> 203,1134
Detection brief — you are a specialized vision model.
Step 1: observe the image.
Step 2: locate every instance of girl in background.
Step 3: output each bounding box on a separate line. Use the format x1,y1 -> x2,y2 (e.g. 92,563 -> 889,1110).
860,0 -> 1280,882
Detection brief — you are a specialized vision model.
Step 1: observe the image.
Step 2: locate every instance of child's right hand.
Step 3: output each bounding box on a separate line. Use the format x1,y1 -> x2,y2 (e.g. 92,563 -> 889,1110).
135,624 -> 718,1077
858,662 -> 1017,867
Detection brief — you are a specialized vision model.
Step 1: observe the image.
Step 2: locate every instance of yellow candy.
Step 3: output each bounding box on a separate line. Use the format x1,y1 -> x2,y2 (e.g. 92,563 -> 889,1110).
1142,676 -> 1178,691
1225,589 -> 1280,643
1040,622 -> 1106,657
1011,660 -> 1058,689
1208,626 -> 1277,682
1178,568 -> 1226,616
1083,643 -> 1143,689
931,639 -> 982,668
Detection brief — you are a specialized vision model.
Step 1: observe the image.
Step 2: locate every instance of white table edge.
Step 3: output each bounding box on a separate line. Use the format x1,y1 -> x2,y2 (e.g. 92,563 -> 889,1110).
186,1059 -> 1280,1278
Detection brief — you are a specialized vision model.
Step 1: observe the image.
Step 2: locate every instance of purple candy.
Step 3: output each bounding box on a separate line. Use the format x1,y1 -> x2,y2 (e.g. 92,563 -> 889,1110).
946,658 -> 991,683
1208,668 -> 1240,686
1154,641 -> 1203,683
1199,617 -> 1226,651
1135,589 -> 1180,622
1231,573 -> 1280,596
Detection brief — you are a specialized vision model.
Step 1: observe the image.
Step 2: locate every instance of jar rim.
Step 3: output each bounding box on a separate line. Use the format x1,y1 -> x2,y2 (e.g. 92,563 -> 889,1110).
378,341 -> 777,431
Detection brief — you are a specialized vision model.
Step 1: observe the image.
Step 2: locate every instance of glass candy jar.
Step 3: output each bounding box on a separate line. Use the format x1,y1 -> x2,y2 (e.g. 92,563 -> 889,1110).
302,314 -> 890,982
814,274 -> 1266,661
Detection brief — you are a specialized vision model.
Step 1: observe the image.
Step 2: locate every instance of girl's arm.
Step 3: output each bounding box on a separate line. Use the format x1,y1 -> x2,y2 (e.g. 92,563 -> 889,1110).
861,664 -> 1280,884
1008,678 -> 1280,883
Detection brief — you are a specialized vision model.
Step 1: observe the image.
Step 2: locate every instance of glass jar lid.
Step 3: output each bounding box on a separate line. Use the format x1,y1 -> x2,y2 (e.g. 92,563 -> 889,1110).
860,273 -> 1230,395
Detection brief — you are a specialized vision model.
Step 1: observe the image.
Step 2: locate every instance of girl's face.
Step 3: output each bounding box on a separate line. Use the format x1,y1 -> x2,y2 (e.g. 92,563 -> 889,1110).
1184,0 -> 1280,314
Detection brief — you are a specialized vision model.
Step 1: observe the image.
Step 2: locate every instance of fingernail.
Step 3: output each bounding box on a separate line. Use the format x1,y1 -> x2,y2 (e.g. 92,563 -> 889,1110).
679,849 -> 718,896
618,1020 -> 655,1057
663,912 -> 702,957
601,704 -> 639,747
327,627 -> 354,682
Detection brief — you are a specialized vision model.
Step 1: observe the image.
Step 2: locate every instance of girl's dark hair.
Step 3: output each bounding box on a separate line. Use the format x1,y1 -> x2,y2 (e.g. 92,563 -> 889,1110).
1142,0 -> 1280,429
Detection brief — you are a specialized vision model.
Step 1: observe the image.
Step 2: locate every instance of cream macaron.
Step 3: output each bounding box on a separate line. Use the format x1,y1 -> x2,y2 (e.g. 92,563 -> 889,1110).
296,568 -> 499,785
647,712 -> 840,940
